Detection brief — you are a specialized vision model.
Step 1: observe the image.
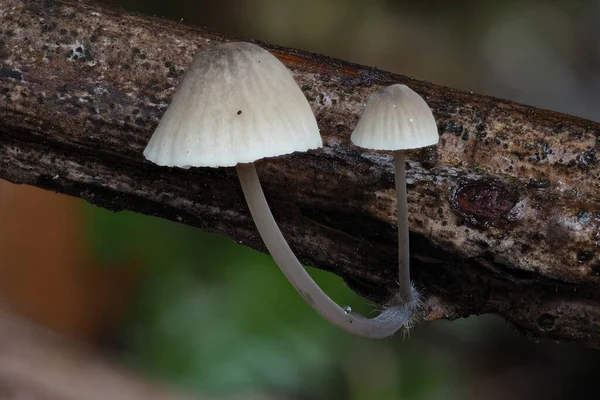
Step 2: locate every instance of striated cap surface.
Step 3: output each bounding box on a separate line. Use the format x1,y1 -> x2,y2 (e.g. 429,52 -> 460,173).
144,42 -> 322,168
351,84 -> 439,151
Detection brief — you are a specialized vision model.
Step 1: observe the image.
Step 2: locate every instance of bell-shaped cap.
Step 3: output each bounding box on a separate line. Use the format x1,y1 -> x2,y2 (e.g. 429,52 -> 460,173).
351,84 -> 439,150
144,42 -> 322,168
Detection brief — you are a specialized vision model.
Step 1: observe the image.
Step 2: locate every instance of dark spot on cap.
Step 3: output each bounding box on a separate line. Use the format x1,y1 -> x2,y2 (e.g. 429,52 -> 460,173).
537,313 -> 556,330
455,181 -> 517,220
237,110 -> 242,115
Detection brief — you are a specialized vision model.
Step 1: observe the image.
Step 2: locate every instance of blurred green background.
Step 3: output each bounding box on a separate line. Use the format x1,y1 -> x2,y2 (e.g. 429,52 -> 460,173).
4,0 -> 600,399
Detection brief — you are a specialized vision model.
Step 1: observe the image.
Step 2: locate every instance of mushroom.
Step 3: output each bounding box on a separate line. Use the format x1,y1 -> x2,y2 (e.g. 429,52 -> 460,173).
144,42 -> 417,338
351,84 -> 439,303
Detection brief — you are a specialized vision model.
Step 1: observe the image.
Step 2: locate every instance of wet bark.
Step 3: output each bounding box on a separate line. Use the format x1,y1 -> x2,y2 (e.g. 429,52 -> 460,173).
1,0 -> 600,346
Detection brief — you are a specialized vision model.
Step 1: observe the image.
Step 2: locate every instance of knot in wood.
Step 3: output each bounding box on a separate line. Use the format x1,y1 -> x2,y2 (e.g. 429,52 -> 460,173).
455,181 -> 517,220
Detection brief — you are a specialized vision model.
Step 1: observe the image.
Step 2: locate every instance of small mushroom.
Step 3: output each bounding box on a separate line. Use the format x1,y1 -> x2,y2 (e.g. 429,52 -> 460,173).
351,84 -> 439,302
144,42 -> 414,338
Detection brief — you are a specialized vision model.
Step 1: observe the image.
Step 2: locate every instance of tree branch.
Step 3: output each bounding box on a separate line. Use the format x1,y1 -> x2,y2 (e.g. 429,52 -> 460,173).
1,0 -> 599,346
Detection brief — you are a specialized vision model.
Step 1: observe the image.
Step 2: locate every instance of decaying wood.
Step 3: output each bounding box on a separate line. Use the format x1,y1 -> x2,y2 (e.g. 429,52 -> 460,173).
0,311 -> 198,400
1,0 -> 599,346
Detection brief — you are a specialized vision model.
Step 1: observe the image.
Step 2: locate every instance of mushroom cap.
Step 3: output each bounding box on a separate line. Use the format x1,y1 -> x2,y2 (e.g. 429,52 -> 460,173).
144,42 -> 322,168
351,84 -> 439,151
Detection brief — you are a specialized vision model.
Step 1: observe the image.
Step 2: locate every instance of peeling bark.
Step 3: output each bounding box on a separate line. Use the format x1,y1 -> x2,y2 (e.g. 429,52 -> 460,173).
1,0 -> 600,346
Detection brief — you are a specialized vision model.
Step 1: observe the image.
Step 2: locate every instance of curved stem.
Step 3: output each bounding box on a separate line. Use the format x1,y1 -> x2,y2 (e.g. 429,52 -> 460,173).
237,162 -> 417,339
393,151 -> 411,301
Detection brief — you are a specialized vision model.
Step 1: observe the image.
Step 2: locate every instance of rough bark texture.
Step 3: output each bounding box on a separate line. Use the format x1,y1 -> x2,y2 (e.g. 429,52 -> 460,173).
0,311 -> 199,400
1,0 -> 600,346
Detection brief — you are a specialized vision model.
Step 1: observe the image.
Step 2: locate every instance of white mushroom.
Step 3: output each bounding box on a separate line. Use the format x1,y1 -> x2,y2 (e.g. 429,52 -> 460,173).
144,42 -> 415,338
351,84 -> 439,302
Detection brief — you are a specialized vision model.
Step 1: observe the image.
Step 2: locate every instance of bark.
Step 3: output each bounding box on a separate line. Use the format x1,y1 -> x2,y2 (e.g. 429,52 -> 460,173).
0,311 -> 199,400
1,0 -> 599,346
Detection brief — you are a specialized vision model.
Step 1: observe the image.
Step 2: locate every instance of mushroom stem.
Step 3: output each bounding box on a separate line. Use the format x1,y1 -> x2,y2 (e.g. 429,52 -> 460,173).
393,150 -> 411,301
236,162 -> 419,339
